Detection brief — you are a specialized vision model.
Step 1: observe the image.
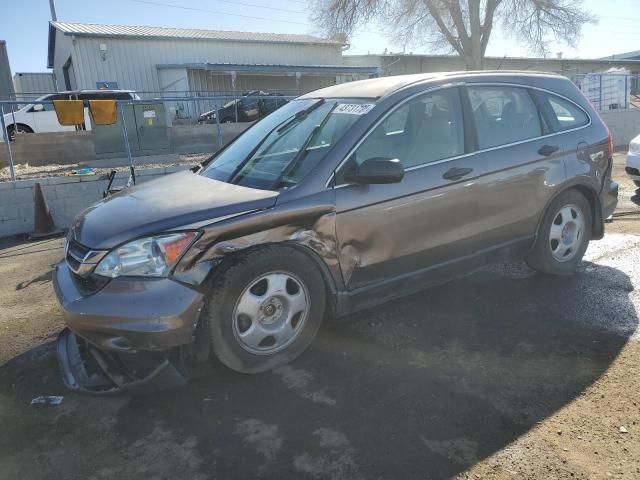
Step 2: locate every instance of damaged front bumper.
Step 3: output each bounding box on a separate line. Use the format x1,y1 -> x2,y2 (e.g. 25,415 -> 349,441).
57,328 -> 190,395
53,260 -> 204,352
52,261 -> 211,394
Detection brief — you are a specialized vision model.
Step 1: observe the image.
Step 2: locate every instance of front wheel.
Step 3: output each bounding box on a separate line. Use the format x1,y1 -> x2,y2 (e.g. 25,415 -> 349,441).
204,246 -> 326,374
526,190 -> 592,275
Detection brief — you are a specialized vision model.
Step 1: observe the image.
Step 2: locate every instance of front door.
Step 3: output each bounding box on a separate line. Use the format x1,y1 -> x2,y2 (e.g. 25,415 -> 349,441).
334,87 -> 486,289
32,94 -> 75,133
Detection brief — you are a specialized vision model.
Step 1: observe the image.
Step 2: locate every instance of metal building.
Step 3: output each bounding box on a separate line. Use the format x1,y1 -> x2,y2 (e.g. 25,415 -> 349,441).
345,53 -> 640,85
47,22 -> 377,97
13,72 -> 56,98
0,41 -> 15,100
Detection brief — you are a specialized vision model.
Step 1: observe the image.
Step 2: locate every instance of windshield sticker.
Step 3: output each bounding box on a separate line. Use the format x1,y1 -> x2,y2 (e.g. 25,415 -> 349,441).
334,103 -> 375,115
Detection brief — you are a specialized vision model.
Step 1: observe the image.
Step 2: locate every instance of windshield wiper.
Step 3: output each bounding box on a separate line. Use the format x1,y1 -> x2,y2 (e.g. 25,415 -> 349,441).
273,103 -> 335,189
276,99 -> 324,135
227,99 -> 326,185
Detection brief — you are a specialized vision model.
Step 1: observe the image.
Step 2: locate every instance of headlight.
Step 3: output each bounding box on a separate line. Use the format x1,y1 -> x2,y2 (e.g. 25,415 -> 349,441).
629,141 -> 640,155
94,232 -> 197,278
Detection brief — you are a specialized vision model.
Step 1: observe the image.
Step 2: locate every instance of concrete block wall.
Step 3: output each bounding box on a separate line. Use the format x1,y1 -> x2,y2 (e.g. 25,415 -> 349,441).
0,165 -> 191,238
169,123 -> 252,154
1,123 -> 253,167
0,131 -> 96,167
599,109 -> 640,148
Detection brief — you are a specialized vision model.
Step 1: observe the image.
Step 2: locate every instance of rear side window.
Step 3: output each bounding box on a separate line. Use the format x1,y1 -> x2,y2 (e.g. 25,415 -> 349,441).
468,86 -> 542,149
542,94 -> 589,131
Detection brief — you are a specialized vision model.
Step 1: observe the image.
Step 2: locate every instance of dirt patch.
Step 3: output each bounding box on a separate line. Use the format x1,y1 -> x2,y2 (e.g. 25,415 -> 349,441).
0,155 -> 639,479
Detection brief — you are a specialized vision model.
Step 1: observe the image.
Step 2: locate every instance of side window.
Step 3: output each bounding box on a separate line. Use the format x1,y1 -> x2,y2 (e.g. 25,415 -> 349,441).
348,88 -> 464,172
468,86 -> 542,149
243,98 -> 259,110
32,94 -> 63,112
544,94 -> 589,131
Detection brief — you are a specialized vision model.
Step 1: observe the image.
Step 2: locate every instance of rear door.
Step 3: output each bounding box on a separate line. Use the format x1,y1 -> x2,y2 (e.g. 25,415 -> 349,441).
463,84 -> 567,248
334,87 -> 487,289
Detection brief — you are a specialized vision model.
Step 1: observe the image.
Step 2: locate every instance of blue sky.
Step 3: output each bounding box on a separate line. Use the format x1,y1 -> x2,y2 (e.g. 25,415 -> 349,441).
1,0 -> 639,74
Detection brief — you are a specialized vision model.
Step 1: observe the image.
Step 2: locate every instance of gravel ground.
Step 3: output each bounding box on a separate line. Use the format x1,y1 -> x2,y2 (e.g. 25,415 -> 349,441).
0,155 -> 639,480
0,153 -> 210,181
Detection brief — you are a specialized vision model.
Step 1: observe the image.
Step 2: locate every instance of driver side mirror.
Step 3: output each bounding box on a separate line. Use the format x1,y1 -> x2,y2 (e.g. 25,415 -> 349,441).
33,104 -> 44,112
344,157 -> 404,185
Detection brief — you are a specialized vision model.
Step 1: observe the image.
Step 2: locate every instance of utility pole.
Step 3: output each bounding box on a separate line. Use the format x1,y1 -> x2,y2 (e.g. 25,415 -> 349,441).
49,0 -> 57,21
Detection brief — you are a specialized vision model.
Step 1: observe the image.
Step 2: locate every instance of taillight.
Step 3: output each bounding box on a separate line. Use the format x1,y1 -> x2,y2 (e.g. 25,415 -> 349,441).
607,129 -> 614,159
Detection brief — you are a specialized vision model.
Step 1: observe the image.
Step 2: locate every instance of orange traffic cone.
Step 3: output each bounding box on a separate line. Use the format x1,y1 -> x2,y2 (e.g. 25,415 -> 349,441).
29,182 -> 64,239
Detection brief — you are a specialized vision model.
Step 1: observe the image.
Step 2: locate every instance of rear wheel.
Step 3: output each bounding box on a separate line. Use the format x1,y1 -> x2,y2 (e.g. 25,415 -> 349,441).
7,124 -> 32,141
527,190 -> 592,275
204,246 -> 326,373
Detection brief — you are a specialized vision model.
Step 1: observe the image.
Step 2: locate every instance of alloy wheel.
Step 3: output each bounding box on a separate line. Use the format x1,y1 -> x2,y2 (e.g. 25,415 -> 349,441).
232,271 -> 310,355
548,203 -> 585,262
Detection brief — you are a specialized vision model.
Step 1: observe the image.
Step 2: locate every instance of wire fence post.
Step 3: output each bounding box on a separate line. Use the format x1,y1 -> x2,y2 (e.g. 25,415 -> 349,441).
10,104 -> 17,135
0,105 -> 16,182
119,102 -> 136,184
599,74 -> 603,111
214,98 -> 223,150
625,75 -> 629,109
235,96 -> 238,122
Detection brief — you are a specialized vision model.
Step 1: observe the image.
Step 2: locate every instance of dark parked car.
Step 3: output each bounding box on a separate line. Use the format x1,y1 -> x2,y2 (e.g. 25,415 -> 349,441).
197,91 -> 288,124
55,72 -> 618,393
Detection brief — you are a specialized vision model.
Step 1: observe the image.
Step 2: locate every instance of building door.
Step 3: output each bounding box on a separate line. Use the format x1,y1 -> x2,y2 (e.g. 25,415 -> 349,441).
62,57 -> 77,91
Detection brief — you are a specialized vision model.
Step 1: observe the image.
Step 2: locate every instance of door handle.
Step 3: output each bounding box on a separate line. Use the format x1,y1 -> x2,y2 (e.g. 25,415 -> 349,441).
538,145 -> 559,156
443,167 -> 473,181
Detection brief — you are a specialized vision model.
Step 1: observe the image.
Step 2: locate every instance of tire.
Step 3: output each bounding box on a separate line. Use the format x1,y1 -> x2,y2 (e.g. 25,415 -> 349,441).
204,246 -> 326,374
7,124 -> 32,141
526,190 -> 592,275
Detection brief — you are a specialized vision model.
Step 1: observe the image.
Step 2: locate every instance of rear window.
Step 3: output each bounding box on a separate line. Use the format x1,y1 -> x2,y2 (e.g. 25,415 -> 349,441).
468,86 -> 542,149
544,94 -> 589,131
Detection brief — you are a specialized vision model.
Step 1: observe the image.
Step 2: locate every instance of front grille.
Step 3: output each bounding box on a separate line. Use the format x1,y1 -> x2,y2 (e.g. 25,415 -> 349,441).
67,239 -> 90,260
66,239 -> 90,274
65,252 -> 82,272
65,239 -> 108,277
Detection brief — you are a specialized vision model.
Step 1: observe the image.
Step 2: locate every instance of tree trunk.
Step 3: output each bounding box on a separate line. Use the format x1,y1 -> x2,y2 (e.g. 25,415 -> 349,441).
464,53 -> 483,71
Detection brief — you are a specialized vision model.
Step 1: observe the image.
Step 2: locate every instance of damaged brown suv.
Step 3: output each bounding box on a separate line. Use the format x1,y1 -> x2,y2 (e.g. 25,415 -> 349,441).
54,72 -> 618,393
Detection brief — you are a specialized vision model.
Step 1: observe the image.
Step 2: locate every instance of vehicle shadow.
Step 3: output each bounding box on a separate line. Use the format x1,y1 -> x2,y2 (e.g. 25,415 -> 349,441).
15,269 -> 53,291
0,261 -> 637,479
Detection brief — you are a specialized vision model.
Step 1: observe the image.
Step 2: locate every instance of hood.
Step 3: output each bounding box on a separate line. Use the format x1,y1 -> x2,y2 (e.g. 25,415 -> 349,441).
69,171 -> 279,249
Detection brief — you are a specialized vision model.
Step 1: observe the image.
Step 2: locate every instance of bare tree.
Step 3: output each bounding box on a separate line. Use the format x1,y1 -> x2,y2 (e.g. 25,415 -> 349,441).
313,0 -> 595,70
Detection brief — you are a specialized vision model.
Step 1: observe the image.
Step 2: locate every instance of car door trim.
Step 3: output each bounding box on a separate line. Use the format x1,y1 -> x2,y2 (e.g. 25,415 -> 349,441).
328,82 -> 592,189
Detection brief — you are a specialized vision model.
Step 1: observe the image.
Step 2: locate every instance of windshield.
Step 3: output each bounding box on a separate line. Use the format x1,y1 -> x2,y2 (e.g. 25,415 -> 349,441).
201,98 -> 372,190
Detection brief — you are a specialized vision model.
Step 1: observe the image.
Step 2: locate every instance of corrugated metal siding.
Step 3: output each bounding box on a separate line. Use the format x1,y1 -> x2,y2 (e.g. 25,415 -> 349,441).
182,70 -> 338,118
70,36 -> 343,94
188,69 -> 302,94
0,41 -> 15,100
13,73 -> 56,96
51,22 -> 341,46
